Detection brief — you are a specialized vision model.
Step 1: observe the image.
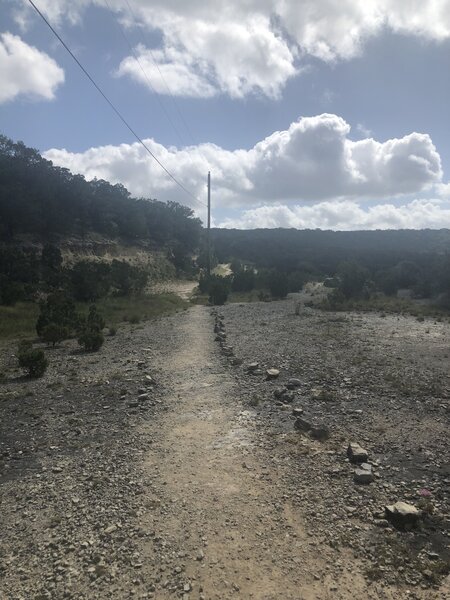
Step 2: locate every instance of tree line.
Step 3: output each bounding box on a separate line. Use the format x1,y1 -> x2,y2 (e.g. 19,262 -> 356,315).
211,228 -> 450,307
0,134 -> 202,261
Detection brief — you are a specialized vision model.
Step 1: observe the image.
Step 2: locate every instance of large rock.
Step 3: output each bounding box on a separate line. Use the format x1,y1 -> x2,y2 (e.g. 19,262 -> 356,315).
347,442 -> 368,464
294,417 -> 312,432
246,362 -> 259,372
385,502 -> 421,530
266,368 -> 280,380
354,463 -> 374,484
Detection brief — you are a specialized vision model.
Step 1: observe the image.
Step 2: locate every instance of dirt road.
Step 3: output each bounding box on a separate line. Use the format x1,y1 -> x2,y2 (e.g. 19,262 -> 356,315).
132,306 -> 438,599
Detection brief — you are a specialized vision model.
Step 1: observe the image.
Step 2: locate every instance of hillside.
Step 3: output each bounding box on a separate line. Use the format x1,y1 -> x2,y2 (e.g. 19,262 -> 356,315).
0,134 -> 201,260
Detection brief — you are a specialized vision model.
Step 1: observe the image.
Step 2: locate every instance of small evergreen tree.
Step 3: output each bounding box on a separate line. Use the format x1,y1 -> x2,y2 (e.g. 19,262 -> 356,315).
36,291 -> 78,339
77,304 -> 105,352
41,323 -> 70,347
208,276 -> 231,305
17,341 -> 48,378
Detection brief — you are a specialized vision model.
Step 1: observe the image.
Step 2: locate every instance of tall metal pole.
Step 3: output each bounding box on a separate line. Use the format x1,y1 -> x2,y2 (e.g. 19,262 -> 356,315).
207,171 -> 211,276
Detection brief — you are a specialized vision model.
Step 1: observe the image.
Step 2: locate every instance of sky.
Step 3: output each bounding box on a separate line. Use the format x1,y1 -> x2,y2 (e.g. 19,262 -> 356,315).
1,0 -> 450,230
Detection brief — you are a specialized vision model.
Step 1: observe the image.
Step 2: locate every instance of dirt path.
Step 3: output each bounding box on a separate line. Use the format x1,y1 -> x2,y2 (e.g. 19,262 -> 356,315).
1,303 -> 447,599
134,306 -> 409,600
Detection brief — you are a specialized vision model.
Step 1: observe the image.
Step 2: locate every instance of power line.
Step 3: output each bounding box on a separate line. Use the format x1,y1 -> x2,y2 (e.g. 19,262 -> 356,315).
122,0 -> 208,160
104,0 -> 189,151
27,0 -> 207,209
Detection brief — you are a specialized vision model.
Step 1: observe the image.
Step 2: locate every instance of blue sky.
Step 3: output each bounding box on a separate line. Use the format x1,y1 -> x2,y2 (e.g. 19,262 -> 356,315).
1,0 -> 450,229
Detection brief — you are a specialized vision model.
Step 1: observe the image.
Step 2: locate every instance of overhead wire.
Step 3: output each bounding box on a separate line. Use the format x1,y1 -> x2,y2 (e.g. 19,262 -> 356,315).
26,0 -> 207,209
104,0 -> 189,151
122,0 -> 200,149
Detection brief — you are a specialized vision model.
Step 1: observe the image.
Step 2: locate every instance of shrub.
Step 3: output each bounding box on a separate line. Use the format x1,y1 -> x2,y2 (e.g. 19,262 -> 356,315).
17,341 -> 48,378
111,260 -> 148,296
129,315 -> 140,324
198,274 -> 231,305
41,323 -> 70,346
87,304 -> 105,331
77,304 -> 105,351
109,326 -> 117,336
78,329 -> 104,352
207,276 -> 231,305
36,291 -> 79,338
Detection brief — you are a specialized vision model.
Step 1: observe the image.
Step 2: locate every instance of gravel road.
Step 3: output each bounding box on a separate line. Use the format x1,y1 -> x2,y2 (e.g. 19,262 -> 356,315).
0,299 -> 448,599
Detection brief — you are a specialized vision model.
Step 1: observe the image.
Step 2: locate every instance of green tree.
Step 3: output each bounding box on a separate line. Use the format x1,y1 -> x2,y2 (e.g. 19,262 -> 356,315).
70,261 -> 111,301
267,270 -> 288,299
36,291 -> 79,338
77,304 -> 105,352
17,341 -> 48,378
337,261 -> 369,300
41,323 -> 70,347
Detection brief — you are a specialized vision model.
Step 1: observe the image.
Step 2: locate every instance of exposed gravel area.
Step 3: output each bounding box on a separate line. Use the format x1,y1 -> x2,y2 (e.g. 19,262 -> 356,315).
0,298 -> 449,599
219,297 -> 450,593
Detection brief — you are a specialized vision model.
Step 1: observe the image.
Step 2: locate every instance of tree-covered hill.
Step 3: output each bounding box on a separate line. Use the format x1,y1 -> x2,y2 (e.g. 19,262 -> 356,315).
212,227 -> 450,275
0,134 -> 201,254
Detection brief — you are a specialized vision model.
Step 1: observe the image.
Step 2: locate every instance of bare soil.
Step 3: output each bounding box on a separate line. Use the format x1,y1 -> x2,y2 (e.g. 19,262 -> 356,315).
0,298 -> 449,599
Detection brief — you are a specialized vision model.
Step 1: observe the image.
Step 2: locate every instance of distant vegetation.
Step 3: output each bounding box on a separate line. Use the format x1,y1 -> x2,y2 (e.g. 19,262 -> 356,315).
212,228 -> 450,310
0,134 -> 201,259
0,134 -> 198,343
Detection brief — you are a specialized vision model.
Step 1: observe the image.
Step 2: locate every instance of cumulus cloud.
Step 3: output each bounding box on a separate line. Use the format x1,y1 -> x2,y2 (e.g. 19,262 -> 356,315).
116,12 -> 297,98
44,114 -> 442,215
0,32 -> 64,103
116,45 -> 217,98
16,0 -> 450,98
218,199 -> 450,230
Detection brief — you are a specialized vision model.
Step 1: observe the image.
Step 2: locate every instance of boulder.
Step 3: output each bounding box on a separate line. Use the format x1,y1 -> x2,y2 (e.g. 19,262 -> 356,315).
347,442 -> 368,464
266,368 -> 280,380
294,417 -> 312,432
354,463 -> 374,484
385,502 -> 421,530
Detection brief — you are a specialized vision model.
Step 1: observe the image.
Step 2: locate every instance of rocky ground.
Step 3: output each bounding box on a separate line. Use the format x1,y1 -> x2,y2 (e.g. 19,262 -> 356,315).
0,296 -> 449,599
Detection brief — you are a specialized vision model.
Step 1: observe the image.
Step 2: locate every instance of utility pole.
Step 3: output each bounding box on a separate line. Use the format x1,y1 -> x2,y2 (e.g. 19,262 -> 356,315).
207,171 -> 211,276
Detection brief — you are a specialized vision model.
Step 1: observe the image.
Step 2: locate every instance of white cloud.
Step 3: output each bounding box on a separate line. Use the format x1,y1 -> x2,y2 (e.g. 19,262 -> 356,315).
43,114 -> 442,216
116,45 -> 217,98
0,32 -> 64,103
16,0 -> 450,98
436,182 -> 450,199
218,199 -> 450,230
116,11 -> 297,99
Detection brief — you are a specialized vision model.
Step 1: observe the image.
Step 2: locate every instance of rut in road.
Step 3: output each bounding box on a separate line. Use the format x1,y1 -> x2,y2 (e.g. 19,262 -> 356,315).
136,306 -> 381,600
